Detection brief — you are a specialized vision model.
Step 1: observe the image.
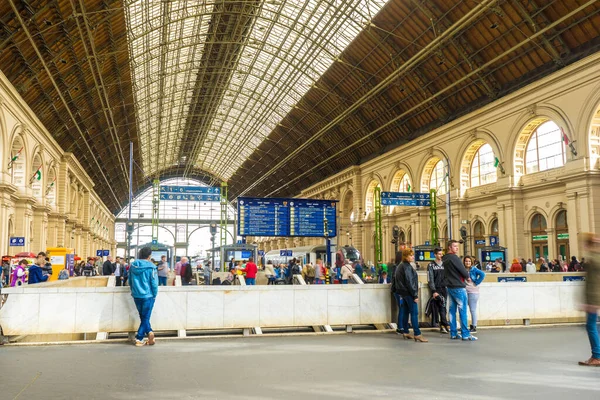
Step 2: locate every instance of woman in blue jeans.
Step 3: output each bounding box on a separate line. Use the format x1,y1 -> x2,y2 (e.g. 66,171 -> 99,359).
394,249 -> 427,342
464,256 -> 486,333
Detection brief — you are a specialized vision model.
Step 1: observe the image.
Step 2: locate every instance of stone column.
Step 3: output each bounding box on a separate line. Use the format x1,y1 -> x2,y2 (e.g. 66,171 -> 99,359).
351,168 -> 363,253
14,197 -> 35,253
32,205 -> 49,252
0,184 -> 16,255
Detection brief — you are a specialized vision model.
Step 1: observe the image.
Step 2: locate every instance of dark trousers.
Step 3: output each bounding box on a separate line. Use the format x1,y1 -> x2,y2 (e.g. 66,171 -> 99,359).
116,276 -> 122,286
433,287 -> 449,327
158,276 -> 167,286
401,296 -> 422,336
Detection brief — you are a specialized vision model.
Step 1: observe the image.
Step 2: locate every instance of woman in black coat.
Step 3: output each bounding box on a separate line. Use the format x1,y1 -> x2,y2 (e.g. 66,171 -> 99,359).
394,249 -> 427,342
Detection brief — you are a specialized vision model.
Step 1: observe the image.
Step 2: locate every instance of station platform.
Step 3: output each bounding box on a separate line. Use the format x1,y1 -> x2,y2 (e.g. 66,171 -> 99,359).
1,326 -> 599,399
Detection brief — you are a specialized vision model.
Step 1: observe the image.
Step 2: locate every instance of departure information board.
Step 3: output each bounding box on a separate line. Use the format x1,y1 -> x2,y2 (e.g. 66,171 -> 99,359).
290,199 -> 337,237
237,197 -> 337,238
238,198 -> 290,237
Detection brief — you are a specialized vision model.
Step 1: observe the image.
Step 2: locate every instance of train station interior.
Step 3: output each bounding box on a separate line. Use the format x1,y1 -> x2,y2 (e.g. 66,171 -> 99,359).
1,0 -> 600,399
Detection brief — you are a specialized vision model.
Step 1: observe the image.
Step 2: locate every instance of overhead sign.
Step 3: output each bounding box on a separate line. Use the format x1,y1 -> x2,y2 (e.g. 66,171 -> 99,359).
159,186 -> 220,201
96,250 -> 102,257
9,237 -> 25,246
475,239 -> 486,245
280,250 -> 293,257
102,250 -> 110,257
160,186 -> 220,194
498,277 -> 527,283
258,250 -> 265,256
380,192 -> 431,207
237,197 -> 337,238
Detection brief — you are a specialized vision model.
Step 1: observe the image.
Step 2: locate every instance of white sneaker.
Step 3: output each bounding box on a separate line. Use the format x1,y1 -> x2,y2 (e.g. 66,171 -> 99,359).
135,339 -> 147,347
462,335 -> 478,341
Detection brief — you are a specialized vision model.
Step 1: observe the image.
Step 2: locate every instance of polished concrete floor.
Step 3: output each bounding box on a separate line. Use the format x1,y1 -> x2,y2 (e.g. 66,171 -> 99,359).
1,326 -> 599,399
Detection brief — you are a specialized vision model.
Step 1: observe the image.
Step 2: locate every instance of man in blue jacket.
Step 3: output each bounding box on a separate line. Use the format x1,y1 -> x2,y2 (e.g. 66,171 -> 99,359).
129,247 -> 158,347
28,252 -> 49,285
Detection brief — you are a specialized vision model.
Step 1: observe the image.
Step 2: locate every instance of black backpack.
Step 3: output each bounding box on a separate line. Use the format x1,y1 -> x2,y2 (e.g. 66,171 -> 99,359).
212,277 -> 222,285
291,264 -> 301,275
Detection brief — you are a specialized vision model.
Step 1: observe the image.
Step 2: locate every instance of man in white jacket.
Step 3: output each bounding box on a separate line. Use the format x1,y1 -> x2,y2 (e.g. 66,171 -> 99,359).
526,259 -> 536,273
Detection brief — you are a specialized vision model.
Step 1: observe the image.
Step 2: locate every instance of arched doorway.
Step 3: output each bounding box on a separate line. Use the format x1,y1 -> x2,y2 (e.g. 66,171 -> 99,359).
555,210 -> 569,261
531,213 -> 548,261
473,220 -> 485,256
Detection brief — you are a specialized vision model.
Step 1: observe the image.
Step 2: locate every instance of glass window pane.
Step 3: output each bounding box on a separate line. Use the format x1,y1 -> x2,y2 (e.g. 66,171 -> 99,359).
525,121 -> 566,174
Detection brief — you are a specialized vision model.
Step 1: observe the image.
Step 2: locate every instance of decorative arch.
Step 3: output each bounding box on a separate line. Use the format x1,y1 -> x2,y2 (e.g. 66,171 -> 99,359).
30,151 -> 44,199
459,139 -> 498,193
525,208 -> 549,231
364,179 -> 381,218
388,168 -> 413,214
9,128 -> 27,187
588,100 -> 600,169
46,165 -> 58,208
420,157 -> 448,195
511,106 -> 573,178
549,204 -> 568,229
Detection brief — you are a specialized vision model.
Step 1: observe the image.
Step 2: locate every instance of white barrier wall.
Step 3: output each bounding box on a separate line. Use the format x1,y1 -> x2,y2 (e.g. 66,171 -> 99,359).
0,285 -> 392,336
418,282 -> 585,324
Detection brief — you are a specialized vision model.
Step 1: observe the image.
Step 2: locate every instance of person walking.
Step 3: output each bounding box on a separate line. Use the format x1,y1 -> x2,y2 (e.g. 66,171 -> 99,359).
464,255 -> 486,334
242,257 -> 257,285
129,246 -> 158,347
157,255 -> 168,286
11,260 -> 27,287
103,256 -> 114,276
203,261 -> 212,285
394,249 -> 427,342
341,262 -> 353,284
265,260 -> 276,285
181,258 -> 192,286
28,253 -> 49,285
443,240 -> 477,341
427,247 -> 450,334
579,233 -> 600,366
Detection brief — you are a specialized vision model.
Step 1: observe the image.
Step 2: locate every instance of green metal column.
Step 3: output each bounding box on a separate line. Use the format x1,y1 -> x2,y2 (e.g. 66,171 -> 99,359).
151,179 -> 160,245
220,182 -> 228,247
430,189 -> 438,246
374,186 -> 383,263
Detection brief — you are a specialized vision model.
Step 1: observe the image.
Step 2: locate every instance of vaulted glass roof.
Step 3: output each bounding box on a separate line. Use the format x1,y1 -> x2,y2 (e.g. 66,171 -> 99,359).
124,0 -> 387,180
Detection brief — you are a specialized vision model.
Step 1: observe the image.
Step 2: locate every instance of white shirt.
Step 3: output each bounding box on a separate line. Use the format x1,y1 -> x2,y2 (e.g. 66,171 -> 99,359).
526,262 -> 536,273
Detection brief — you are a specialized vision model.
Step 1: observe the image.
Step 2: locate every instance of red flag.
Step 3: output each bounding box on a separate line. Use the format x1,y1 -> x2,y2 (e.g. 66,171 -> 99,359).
561,128 -> 569,146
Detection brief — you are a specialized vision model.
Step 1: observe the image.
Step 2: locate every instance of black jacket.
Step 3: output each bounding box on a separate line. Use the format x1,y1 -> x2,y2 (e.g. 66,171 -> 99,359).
442,253 -> 469,288
427,260 -> 447,294
102,260 -> 113,276
393,261 -> 418,298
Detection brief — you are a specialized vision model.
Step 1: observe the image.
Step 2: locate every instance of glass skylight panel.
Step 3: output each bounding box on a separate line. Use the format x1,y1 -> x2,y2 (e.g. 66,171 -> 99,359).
198,0 -> 387,179
125,0 -> 214,177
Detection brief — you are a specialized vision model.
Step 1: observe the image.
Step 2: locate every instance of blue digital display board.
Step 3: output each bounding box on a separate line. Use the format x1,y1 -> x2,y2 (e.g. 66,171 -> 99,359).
290,199 -> 337,237
381,192 -> 431,207
237,197 -> 337,238
238,198 -> 291,237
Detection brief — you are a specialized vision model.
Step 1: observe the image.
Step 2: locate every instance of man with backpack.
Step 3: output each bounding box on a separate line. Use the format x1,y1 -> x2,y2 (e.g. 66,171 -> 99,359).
303,262 -> 316,284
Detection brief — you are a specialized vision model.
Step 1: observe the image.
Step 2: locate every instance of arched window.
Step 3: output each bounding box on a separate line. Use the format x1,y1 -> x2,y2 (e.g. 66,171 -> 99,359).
473,221 -> 485,251
525,121 -> 566,174
389,171 -> 412,213
490,218 -> 499,236
10,136 -> 26,186
364,180 -> 381,217
470,144 -> 496,187
429,160 -> 447,195
46,168 -> 57,207
531,213 -> 548,261
555,210 -> 569,261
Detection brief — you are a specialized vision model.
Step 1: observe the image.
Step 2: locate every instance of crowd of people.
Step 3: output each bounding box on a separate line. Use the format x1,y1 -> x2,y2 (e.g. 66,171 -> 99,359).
482,255 -> 586,273
0,252 -> 66,287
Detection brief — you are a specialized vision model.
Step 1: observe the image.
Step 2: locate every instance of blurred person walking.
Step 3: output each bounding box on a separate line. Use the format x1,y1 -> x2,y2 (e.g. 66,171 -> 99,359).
579,233 -> 600,367
129,247 -> 158,347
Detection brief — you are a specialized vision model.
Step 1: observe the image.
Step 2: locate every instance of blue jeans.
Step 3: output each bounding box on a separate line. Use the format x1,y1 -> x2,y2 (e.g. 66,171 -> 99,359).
448,288 -> 470,338
246,277 -> 256,285
158,276 -> 167,286
341,279 -> 348,284
402,296 -> 421,336
467,293 -> 480,327
586,312 -> 600,359
204,275 -> 211,285
393,293 -> 404,331
134,297 -> 155,341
